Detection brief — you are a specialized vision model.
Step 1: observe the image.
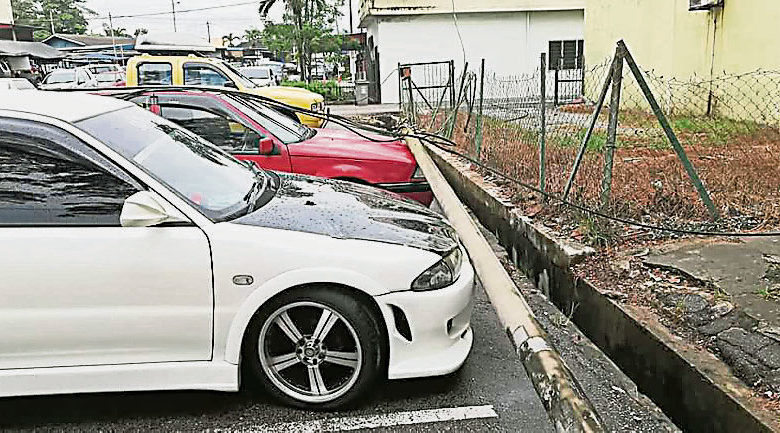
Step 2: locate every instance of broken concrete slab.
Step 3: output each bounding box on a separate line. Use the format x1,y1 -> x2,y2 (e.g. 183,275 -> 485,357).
645,238 -> 780,325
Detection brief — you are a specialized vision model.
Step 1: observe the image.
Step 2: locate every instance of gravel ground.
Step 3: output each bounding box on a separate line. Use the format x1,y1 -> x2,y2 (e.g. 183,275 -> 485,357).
476,221 -> 681,433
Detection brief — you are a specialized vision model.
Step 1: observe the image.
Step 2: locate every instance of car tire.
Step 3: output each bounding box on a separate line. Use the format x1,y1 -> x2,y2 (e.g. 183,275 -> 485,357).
242,286 -> 385,410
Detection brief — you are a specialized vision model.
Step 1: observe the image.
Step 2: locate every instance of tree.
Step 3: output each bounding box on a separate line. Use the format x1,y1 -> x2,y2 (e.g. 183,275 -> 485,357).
133,28 -> 148,38
259,0 -> 345,82
243,28 -> 262,46
102,23 -> 130,38
11,0 -> 95,40
222,33 -> 240,48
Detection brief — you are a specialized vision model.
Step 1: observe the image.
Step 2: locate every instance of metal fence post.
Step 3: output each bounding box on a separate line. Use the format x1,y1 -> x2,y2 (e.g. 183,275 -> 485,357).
600,45 -> 625,208
619,40 -> 720,220
447,61 -> 469,139
405,77 -> 417,126
397,62 -> 402,112
539,53 -> 547,196
474,59 -> 485,159
563,55 -> 616,200
449,60 -> 456,109
554,68 -> 559,107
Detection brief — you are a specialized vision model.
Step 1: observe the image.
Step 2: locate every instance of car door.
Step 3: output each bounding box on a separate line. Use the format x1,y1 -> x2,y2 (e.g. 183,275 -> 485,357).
139,94 -> 294,172
0,117 -> 214,369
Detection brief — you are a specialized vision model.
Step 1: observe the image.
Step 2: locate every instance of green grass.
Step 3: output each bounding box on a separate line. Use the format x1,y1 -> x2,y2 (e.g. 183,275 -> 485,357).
549,128 -> 608,152
671,115 -> 761,145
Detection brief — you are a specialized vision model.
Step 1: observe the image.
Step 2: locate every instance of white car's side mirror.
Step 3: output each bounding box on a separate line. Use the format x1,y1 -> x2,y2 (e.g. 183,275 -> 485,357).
120,191 -> 190,227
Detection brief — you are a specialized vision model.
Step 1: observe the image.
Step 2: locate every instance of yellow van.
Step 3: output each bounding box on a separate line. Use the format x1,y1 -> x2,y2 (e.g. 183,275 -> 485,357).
125,54 -> 325,127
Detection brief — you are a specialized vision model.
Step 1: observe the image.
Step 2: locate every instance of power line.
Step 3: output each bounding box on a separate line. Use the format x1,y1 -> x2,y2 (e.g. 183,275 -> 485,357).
91,1 -> 259,20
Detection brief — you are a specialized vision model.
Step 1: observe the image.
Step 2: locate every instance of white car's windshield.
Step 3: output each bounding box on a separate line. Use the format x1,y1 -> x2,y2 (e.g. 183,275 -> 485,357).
45,70 -> 75,84
76,106 -> 265,221
241,68 -> 271,79
221,62 -> 257,88
96,72 -> 124,83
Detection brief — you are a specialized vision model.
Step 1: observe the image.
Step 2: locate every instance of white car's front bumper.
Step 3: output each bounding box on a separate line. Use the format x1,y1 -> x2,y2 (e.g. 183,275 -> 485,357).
376,257 -> 475,380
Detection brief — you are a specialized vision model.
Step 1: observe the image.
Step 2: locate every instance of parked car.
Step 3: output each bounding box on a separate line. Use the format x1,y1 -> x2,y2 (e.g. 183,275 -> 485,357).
0,78 -> 36,90
123,89 -> 432,204
87,64 -> 123,75
125,55 -> 326,127
96,71 -> 126,87
0,60 -> 11,78
0,91 -> 474,409
39,67 -> 98,90
240,66 -> 276,87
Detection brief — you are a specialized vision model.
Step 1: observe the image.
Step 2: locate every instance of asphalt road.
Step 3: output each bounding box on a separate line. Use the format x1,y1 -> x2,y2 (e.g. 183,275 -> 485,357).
0,282 -> 553,432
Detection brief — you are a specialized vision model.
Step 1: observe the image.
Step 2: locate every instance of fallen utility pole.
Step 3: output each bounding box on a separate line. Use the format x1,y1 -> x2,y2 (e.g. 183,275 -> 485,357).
407,136 -> 604,433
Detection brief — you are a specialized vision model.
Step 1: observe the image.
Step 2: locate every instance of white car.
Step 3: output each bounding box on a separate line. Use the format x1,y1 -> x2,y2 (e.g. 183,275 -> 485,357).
39,67 -> 98,90
0,78 -> 35,90
87,63 -> 123,75
0,92 -> 474,409
239,66 -> 276,87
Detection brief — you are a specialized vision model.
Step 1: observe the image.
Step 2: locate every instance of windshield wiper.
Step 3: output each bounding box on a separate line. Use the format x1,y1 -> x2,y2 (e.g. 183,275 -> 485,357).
242,162 -> 268,214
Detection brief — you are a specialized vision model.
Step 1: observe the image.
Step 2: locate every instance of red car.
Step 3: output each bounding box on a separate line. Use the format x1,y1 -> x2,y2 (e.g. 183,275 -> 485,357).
124,90 -> 432,204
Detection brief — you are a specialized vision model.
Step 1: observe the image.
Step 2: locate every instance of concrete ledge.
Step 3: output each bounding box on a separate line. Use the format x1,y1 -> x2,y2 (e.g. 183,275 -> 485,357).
425,144 -> 776,433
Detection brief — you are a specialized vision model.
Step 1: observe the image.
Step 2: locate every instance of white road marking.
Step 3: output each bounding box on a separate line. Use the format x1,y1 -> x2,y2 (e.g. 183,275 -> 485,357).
231,405 -> 498,432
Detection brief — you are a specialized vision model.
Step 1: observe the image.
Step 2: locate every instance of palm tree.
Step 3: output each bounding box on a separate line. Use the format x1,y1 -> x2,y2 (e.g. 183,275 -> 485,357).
222,33 -> 241,47
244,28 -> 262,47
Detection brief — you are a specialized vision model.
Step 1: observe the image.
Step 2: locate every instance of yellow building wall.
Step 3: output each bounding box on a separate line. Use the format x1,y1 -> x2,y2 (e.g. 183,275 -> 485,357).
585,0 -> 780,120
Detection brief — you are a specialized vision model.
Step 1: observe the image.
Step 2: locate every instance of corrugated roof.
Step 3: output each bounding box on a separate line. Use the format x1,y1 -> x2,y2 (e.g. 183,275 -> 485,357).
0,41 -> 64,59
44,34 -> 135,47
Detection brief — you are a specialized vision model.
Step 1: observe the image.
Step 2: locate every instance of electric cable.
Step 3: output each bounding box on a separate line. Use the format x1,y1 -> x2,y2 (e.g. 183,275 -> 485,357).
66,85 -> 780,237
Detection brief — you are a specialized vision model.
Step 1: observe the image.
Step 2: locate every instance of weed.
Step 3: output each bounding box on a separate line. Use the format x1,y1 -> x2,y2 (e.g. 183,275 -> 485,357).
713,288 -> 731,303
756,285 -> 780,302
551,302 -> 579,327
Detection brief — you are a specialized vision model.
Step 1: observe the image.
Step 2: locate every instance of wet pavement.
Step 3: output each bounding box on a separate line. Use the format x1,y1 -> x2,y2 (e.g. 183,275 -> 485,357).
0,280 -> 554,432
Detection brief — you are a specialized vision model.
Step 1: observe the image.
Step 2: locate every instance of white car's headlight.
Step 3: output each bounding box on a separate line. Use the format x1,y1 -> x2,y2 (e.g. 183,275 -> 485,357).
411,248 -> 463,291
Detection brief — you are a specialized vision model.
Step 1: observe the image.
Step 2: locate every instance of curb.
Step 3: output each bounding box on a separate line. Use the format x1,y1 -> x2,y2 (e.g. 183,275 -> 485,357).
422,142 -> 777,433
407,137 -> 605,433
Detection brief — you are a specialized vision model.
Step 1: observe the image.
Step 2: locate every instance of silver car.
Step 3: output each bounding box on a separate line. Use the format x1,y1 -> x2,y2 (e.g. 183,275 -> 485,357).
39,67 -> 98,90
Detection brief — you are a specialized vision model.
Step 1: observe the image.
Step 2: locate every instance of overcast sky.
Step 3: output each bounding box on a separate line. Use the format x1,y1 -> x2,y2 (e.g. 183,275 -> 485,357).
83,0 -> 360,42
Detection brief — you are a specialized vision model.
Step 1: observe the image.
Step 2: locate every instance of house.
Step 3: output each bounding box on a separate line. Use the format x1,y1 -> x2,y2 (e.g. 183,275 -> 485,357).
359,0 -> 585,103
42,34 -> 137,65
42,34 -> 135,52
585,0 -> 779,118
0,0 -> 35,41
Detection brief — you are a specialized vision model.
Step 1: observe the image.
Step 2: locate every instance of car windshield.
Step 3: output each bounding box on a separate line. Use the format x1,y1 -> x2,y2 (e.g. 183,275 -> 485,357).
225,95 -> 311,144
76,106 -> 267,221
220,62 -> 257,88
90,65 -> 115,74
45,70 -> 75,84
241,68 -> 271,79
96,72 -> 124,82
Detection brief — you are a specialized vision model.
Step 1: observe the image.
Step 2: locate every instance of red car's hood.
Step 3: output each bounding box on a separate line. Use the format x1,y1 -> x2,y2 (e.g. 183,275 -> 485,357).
287,128 -> 414,164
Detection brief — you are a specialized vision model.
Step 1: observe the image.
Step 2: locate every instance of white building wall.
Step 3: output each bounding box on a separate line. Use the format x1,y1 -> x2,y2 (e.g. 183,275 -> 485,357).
367,9 -> 583,103
0,0 -> 13,24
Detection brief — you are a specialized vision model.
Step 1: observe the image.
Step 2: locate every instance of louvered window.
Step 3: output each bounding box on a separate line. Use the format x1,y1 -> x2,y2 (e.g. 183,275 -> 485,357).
549,40 -> 584,70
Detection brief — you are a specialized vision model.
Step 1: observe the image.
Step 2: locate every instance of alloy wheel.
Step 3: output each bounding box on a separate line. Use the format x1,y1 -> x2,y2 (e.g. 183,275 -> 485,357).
258,301 -> 363,403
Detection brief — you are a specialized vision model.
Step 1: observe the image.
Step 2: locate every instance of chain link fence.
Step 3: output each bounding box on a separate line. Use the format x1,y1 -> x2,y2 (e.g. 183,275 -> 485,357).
403,47 -> 780,243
